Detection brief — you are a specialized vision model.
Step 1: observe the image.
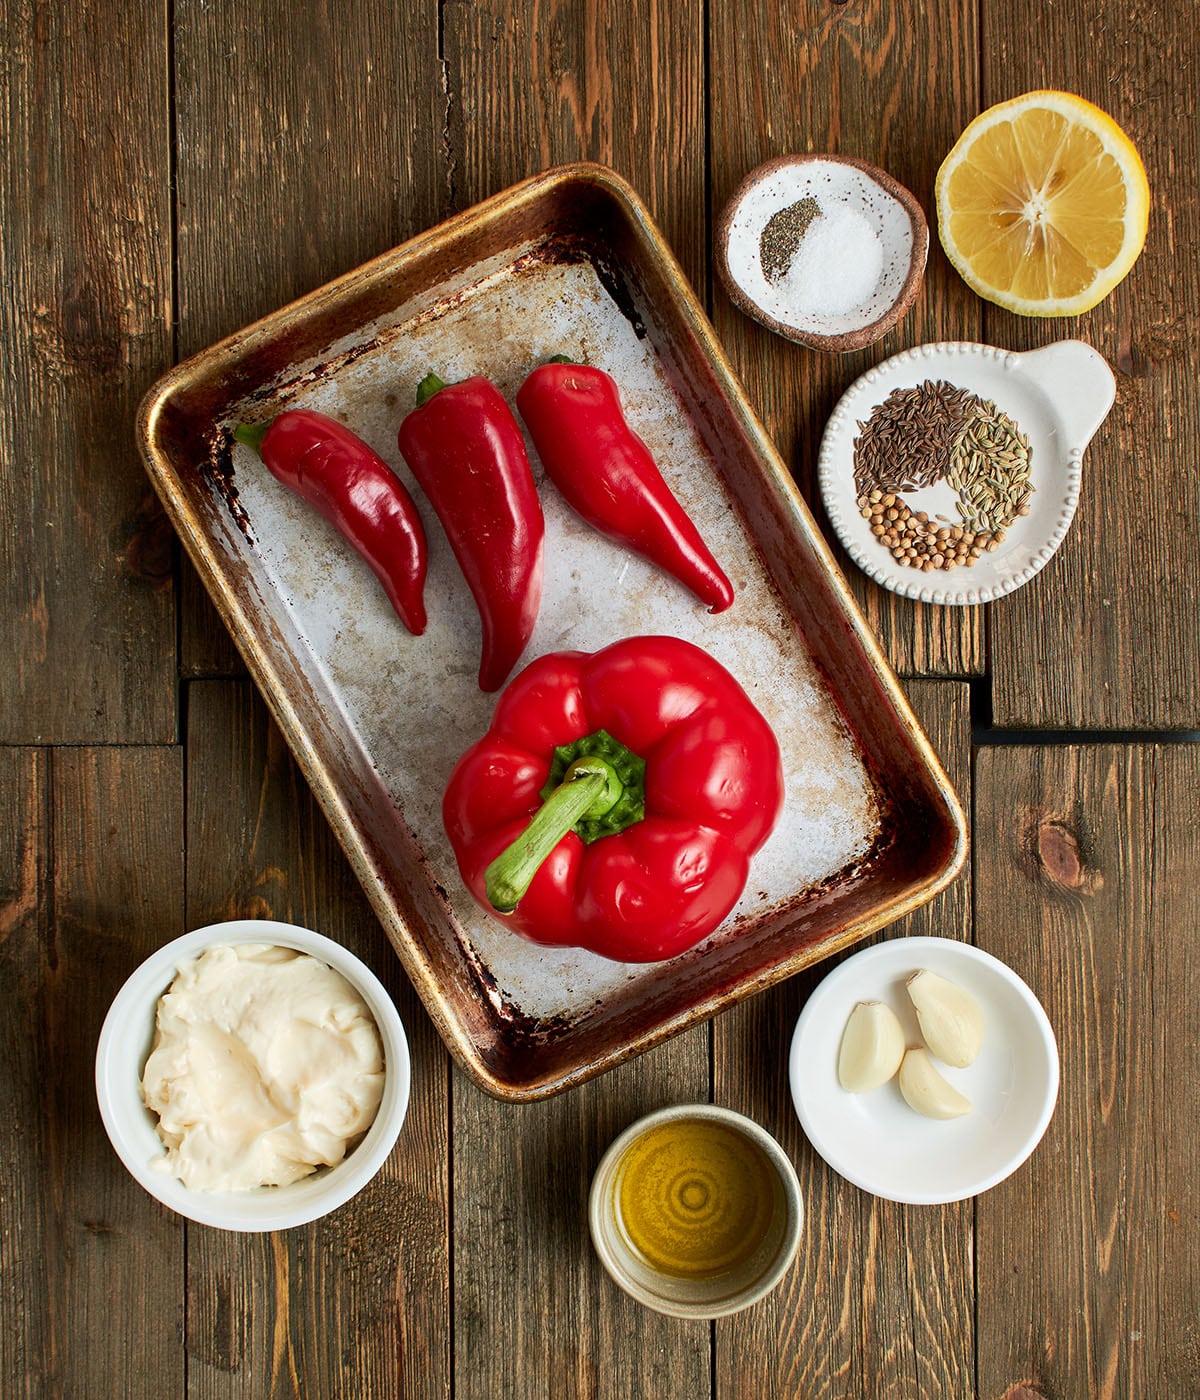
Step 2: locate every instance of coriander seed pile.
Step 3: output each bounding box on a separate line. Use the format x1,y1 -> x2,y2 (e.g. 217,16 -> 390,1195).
852,379 -> 1033,573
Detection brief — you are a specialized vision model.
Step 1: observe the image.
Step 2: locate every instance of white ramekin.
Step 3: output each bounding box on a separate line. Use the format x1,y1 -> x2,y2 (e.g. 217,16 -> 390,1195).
95,919 -> 411,1232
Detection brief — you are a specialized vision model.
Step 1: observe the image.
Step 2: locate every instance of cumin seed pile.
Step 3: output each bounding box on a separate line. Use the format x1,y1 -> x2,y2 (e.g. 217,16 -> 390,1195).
853,380 -> 980,495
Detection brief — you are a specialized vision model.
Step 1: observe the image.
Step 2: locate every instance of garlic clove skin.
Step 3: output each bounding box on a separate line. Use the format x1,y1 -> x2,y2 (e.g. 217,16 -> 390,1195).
906,968 -> 984,1068
898,1047 -> 972,1119
837,1000 -> 906,1092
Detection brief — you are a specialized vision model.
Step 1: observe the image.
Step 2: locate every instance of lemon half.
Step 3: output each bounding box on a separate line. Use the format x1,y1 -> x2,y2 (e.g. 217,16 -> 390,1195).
935,90 -> 1150,317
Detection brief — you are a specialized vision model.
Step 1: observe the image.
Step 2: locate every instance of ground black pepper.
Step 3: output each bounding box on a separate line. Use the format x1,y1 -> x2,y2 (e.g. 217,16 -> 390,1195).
759,197 -> 821,282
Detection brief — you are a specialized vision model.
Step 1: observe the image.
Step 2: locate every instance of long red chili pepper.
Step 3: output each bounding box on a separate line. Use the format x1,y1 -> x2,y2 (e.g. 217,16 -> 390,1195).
516,360 -> 735,612
398,373 -> 544,691
234,408 -> 428,635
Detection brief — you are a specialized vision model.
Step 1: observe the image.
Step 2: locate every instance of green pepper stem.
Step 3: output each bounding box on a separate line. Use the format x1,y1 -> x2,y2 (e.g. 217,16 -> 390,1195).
233,421 -> 271,455
485,759 -> 618,912
545,354 -> 576,365
416,371 -> 446,407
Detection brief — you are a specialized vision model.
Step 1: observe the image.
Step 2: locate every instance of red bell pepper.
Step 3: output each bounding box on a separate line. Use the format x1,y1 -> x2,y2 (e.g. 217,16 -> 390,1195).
398,373 -> 544,691
516,360 -> 735,613
234,408 -> 428,635
443,635 -> 783,962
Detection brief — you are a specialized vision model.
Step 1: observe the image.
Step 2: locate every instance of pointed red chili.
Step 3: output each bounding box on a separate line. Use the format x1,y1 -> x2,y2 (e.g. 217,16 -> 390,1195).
234,408 -> 428,635
398,373 -> 544,691
516,360 -> 735,612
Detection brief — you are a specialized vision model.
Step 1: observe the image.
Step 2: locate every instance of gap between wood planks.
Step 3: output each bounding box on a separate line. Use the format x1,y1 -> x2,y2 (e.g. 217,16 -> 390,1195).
968,679 -> 1200,746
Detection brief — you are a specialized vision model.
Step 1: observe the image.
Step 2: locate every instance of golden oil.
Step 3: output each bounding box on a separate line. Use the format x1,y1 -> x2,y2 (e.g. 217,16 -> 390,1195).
614,1117 -> 777,1280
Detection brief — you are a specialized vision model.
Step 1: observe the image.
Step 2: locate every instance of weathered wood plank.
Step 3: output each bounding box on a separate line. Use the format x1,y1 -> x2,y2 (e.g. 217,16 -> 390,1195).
443,0 -> 706,292
172,0 -> 448,677
982,1 -> 1200,728
184,680 -> 450,1400
975,743 -> 1200,1398
452,1033 -> 711,1400
0,749 -> 52,1397
716,680 -> 974,1398
0,747 -> 186,1396
707,3 -> 984,680
0,1 -> 176,742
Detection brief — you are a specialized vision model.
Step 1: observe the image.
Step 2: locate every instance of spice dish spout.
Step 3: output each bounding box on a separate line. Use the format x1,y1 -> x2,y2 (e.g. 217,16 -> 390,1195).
1014,341 -> 1116,454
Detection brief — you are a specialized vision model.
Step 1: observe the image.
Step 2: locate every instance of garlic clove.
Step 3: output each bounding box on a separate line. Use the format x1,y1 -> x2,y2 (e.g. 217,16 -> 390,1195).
906,968 -> 985,1068
837,1000 -> 906,1092
897,1047 -> 972,1119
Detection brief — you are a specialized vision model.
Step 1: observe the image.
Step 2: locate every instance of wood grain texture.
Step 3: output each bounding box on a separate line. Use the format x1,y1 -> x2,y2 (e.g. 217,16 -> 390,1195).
6,2 -> 1200,1396
0,750 -> 51,1397
0,1 -> 177,743
715,680 -> 974,1397
707,1 -> 984,680
452,1031 -> 711,1400
439,18 -> 710,1389
981,1 -> 1200,728
172,0 -> 448,677
184,681 -> 450,1400
443,0 -> 706,290
975,744 -> 1200,1399
0,747 -> 186,1396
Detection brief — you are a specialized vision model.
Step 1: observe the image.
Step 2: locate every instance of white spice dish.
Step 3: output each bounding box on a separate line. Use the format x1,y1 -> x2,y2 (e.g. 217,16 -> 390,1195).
716,154 -> 928,352
819,339 -> 1117,605
789,937 -> 1059,1204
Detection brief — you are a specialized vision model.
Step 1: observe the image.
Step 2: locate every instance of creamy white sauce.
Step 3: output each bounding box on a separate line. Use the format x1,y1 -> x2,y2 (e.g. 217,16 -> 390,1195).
141,944 -> 385,1192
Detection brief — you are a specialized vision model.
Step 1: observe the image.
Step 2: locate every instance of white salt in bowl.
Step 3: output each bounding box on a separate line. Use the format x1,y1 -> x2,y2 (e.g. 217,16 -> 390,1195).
716,154 -> 929,352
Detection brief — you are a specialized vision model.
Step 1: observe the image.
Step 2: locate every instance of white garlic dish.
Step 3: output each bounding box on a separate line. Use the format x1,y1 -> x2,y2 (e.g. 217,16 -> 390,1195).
789,937 -> 1059,1204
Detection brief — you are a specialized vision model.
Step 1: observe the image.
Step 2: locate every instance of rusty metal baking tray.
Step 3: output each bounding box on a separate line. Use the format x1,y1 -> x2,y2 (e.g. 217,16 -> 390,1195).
138,164 -> 966,1101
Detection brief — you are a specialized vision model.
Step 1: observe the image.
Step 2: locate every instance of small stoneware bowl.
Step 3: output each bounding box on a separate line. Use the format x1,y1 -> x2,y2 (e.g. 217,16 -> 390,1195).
716,153 -> 929,352
589,1104 -> 803,1319
790,937 -> 1059,1204
95,919 -> 411,1232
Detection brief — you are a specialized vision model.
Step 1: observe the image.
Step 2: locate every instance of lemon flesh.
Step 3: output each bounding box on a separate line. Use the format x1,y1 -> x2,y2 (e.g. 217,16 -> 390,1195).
936,91 -> 1150,316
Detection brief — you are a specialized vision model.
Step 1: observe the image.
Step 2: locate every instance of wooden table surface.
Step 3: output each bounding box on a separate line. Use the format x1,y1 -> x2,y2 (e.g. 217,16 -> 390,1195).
3,2 -> 1198,1396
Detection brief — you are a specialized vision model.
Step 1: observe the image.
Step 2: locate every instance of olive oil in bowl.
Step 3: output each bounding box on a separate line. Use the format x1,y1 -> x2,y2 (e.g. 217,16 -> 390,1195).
589,1105 -> 803,1319
615,1117 -> 777,1279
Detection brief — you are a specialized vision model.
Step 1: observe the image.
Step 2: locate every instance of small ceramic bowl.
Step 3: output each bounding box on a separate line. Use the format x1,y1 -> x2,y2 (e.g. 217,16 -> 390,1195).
95,919 -> 411,1232
589,1104 -> 803,1319
789,937 -> 1059,1204
818,339 -> 1117,605
716,154 -> 929,352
